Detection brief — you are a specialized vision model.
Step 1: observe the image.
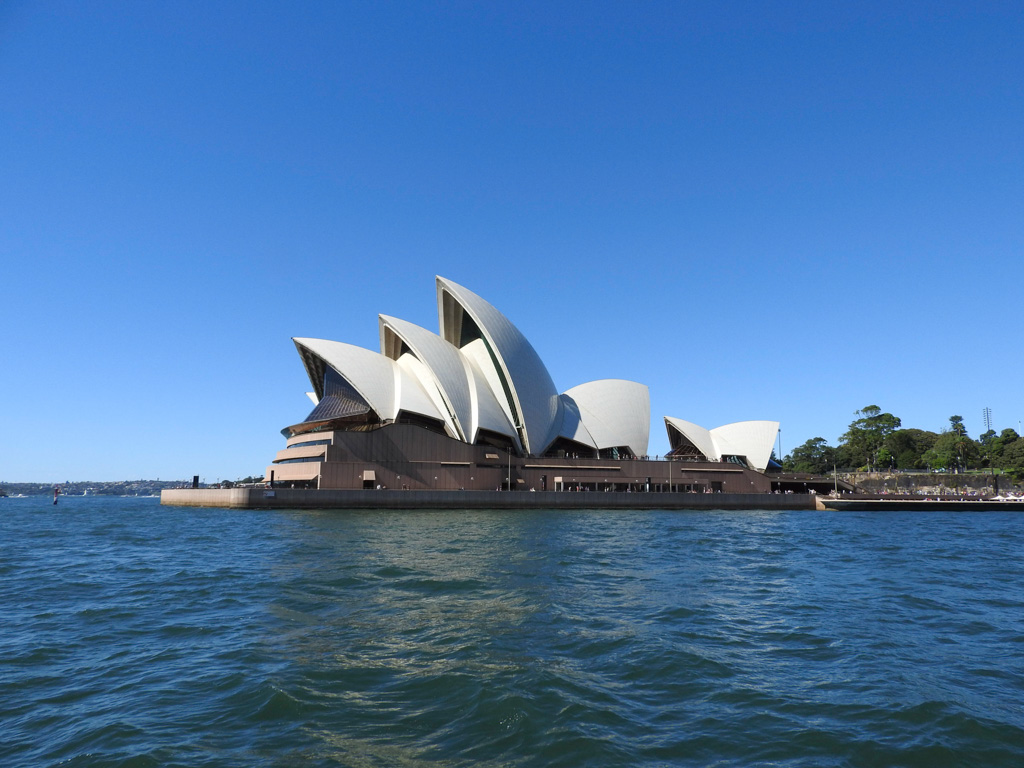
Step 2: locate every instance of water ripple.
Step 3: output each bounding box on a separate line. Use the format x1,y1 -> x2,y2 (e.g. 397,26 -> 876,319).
3,499 -> 1024,766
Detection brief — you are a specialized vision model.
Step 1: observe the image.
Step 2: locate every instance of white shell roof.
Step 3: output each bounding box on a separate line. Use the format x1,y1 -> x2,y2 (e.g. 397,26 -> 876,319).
664,417 -> 779,471
290,279 -> 769,466
664,417 -> 719,463
394,353 -> 460,438
292,337 -> 443,423
462,354 -> 523,448
378,315 -> 518,446
564,379 -> 650,456
710,420 -> 779,472
436,276 -> 562,454
553,395 -> 598,450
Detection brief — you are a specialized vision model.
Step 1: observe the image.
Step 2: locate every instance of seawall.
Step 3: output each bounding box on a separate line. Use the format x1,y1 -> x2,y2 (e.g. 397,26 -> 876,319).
819,497 -> 1024,512
161,488 -> 817,511
841,471 -> 1021,497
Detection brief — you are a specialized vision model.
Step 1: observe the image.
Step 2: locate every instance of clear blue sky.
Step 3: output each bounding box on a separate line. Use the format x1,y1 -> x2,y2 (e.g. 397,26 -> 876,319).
2,1 -> 1021,483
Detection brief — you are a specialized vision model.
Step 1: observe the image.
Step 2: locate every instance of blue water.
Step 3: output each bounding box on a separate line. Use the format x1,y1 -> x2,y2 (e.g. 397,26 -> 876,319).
2,496 -> 1024,767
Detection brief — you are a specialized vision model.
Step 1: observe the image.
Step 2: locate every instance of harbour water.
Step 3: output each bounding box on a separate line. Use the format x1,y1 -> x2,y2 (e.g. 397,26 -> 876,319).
2,496 -> 1023,766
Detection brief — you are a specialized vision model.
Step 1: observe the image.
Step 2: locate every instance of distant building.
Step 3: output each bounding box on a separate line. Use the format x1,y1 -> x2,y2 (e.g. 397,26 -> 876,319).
266,277 -> 776,493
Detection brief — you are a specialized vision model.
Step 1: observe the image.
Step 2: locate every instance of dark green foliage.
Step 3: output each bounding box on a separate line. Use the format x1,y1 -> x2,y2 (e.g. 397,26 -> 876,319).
837,406 -> 902,470
784,437 -> 836,474
999,433 -> 1024,481
787,410 -> 1024,477
885,429 -> 939,470
921,416 -> 978,471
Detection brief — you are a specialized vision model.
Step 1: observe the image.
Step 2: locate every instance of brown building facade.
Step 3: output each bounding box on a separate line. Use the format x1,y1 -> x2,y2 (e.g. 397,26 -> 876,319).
266,424 -> 773,494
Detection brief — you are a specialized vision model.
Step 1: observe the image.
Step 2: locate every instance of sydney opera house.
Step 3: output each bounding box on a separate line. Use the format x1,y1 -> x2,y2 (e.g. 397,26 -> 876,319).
266,277 -> 779,494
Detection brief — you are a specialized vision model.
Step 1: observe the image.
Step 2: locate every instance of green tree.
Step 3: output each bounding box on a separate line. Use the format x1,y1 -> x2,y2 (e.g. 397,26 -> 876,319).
992,429 -> 1023,479
875,446 -> 895,470
1002,439 -> 1024,481
991,429 -> 1020,463
922,417 -> 978,472
922,434 -> 956,471
785,437 -> 836,474
979,429 -> 997,467
947,415 -> 976,470
883,428 -> 939,470
838,405 -> 902,470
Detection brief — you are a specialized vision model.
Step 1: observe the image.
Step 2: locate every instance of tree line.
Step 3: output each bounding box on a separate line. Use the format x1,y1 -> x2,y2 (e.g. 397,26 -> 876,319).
783,406 -> 1024,481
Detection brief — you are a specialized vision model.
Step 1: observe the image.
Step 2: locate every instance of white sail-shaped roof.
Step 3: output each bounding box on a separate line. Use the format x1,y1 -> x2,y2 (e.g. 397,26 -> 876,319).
564,379 -> 650,456
710,420 -> 779,472
292,337 -> 443,423
436,276 -> 562,454
665,417 -> 719,462
664,417 -> 779,471
288,279 -> 775,468
393,353 -> 460,438
552,394 -> 598,450
463,355 -> 523,449
378,315 -> 518,446
380,316 -> 469,438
